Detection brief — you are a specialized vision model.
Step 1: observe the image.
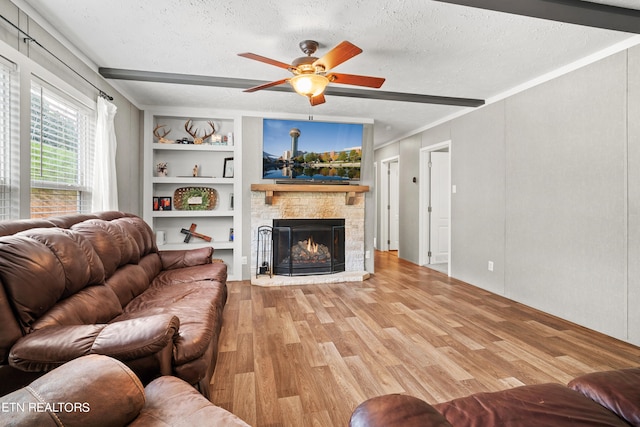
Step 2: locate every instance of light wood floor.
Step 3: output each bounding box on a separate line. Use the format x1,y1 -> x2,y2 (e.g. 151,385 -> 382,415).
210,251 -> 640,427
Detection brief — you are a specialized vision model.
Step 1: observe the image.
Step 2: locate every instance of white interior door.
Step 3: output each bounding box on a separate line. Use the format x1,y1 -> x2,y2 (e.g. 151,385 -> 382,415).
389,161 -> 400,251
429,152 -> 449,263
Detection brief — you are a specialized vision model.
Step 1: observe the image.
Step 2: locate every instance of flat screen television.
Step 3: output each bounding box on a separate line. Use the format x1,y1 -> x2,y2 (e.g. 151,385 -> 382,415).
262,118 -> 363,181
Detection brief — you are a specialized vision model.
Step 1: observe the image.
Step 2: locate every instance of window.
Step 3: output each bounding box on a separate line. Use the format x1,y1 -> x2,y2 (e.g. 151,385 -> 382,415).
30,81 -> 95,218
0,58 -> 16,220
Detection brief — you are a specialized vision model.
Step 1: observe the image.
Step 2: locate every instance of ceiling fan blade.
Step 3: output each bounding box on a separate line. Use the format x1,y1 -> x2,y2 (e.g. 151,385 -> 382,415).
309,93 -> 326,106
328,73 -> 385,89
237,53 -> 292,70
243,78 -> 289,93
313,41 -> 362,70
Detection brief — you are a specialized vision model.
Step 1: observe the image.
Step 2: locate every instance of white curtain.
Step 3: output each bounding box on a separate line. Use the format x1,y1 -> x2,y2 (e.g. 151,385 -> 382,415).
91,96 -> 118,211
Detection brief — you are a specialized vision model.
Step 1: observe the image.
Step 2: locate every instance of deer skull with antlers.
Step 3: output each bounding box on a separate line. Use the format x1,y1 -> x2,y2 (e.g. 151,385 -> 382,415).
185,120 -> 216,145
153,124 -> 174,144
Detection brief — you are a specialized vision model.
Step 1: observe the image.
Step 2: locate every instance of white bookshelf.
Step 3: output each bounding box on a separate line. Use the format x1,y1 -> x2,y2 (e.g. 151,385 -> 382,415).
142,108 -> 242,280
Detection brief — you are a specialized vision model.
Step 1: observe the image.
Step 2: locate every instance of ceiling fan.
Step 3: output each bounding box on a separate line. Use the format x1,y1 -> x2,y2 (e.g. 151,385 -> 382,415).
238,40 -> 386,106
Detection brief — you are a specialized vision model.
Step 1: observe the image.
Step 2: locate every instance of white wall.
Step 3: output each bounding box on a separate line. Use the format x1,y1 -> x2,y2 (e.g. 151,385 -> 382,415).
504,52 -> 628,338
375,44 -> 640,346
628,45 -> 640,345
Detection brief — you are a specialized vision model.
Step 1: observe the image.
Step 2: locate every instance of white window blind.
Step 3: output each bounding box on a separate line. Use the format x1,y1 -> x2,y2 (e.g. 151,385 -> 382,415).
30,81 -> 95,218
0,59 -> 16,220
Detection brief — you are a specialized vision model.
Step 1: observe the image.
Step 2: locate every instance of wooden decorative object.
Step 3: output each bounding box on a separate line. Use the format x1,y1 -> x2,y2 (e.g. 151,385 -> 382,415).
250,183 -> 369,205
173,187 -> 218,210
180,223 -> 212,243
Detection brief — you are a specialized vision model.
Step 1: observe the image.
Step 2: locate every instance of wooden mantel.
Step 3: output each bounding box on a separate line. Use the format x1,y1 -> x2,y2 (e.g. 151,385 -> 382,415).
251,183 -> 369,205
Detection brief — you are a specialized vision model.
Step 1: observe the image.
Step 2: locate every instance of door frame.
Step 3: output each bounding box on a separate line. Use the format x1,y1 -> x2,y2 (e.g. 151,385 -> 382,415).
373,161 -> 378,249
380,155 -> 400,253
419,141 -> 451,274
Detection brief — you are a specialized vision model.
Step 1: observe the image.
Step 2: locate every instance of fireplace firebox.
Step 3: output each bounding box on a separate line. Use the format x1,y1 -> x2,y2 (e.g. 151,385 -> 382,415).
273,219 -> 345,276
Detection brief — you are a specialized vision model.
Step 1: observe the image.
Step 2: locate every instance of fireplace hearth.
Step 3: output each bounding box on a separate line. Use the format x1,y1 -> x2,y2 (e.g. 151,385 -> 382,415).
273,219 -> 345,276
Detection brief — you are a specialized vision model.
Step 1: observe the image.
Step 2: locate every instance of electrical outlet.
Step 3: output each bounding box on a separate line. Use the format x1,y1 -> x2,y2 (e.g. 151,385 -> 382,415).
242,256 -> 248,265
488,261 -> 494,272
365,250 -> 371,259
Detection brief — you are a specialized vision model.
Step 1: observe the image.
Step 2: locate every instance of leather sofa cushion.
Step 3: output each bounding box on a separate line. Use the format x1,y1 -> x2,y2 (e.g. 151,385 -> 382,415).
71,220 -> 137,278
151,262 -> 227,287
31,285 -> 123,330
0,218 -> 56,237
569,368 -> 640,426
434,383 -> 631,427
106,264 -> 153,307
111,216 -> 156,258
19,228 -> 107,297
117,279 -> 226,366
0,230 -> 106,329
137,253 -> 163,283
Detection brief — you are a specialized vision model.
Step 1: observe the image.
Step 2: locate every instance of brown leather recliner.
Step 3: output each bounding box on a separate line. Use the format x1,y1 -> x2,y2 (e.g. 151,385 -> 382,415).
349,367 -> 640,426
0,212 -> 228,397
0,354 -> 251,426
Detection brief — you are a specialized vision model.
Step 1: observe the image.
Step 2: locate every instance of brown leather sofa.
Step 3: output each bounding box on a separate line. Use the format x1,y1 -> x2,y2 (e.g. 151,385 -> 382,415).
0,212 -> 228,398
0,354 -> 250,426
349,367 -> 640,426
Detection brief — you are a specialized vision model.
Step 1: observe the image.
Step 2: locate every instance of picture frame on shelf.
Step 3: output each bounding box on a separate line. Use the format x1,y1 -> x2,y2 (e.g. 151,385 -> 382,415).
229,193 -> 234,210
223,157 -> 234,178
159,197 -> 172,211
153,197 -> 160,211
229,227 -> 234,242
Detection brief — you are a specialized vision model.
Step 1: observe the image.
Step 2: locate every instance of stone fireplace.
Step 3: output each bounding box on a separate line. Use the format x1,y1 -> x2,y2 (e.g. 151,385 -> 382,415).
251,184 -> 369,285
273,218 -> 345,276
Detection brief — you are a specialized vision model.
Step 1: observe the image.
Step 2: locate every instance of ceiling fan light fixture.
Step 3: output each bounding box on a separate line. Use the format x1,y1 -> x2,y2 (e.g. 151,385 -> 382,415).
289,73 -> 330,98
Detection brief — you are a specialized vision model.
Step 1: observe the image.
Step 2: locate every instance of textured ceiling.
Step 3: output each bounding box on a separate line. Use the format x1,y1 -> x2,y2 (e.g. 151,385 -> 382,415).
16,0 -> 640,146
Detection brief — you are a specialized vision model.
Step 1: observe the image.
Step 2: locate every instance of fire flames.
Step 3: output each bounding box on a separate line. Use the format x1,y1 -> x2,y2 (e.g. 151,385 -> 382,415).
286,236 -> 330,265
306,236 -> 318,253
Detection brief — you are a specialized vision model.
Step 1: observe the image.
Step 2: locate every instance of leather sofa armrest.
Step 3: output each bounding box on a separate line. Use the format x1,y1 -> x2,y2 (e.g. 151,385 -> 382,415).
159,246 -> 213,270
350,394 -> 453,427
130,376 -> 252,427
568,368 -> 640,426
0,354 -> 145,427
9,314 -> 179,372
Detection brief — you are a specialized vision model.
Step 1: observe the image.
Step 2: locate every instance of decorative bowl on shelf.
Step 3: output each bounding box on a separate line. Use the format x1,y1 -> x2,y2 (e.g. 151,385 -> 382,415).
173,187 -> 218,210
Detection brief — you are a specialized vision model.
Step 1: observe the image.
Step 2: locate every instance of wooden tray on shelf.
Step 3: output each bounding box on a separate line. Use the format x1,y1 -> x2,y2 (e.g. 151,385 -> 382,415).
173,187 -> 218,210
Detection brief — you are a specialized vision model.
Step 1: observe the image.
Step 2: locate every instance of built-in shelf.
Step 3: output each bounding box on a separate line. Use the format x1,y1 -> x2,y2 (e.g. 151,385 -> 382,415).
151,210 -> 234,218
158,241 -> 234,251
152,177 -> 234,184
251,183 -> 369,205
152,143 -> 233,152
144,109 -> 241,281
